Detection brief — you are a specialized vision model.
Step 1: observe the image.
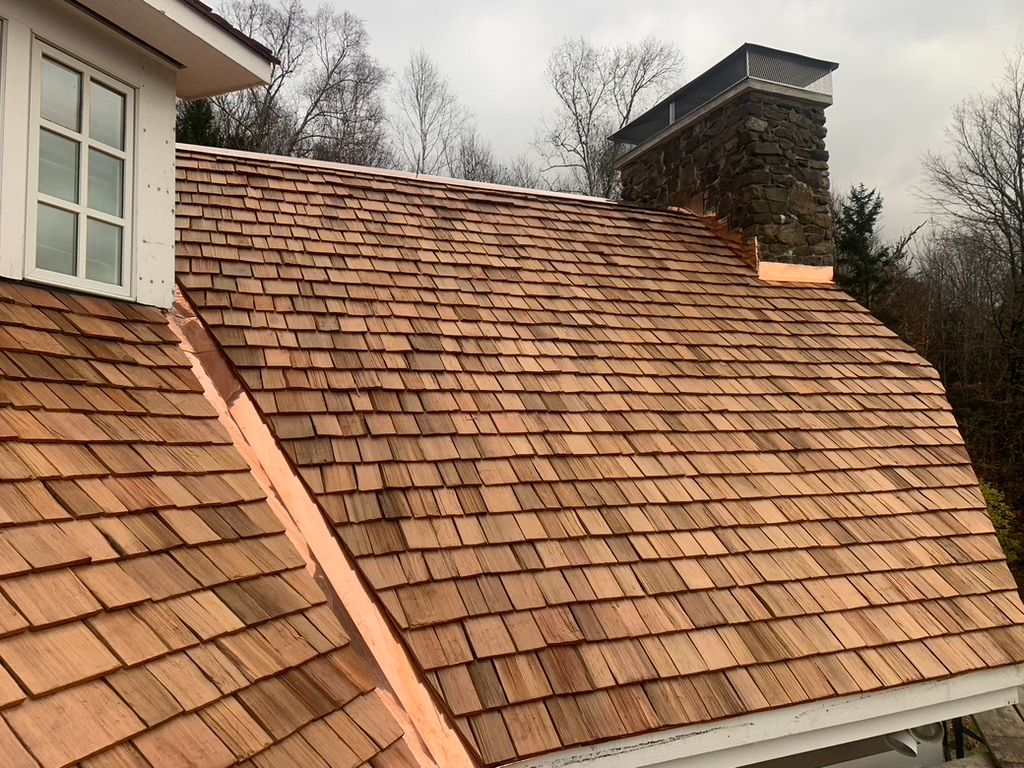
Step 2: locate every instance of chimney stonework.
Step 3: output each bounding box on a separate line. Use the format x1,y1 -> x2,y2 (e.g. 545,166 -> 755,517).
612,45 -> 838,267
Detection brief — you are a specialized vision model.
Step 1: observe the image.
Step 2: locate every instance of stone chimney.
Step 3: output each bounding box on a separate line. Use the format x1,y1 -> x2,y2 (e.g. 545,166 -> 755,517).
612,44 -> 838,267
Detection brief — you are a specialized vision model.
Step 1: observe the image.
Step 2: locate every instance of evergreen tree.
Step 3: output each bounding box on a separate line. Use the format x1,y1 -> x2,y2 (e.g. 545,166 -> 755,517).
833,184 -> 919,314
834,184 -> 887,308
175,99 -> 221,147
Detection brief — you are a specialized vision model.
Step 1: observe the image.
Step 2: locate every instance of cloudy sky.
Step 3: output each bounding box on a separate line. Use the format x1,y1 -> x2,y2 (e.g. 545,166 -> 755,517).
326,0 -> 1024,236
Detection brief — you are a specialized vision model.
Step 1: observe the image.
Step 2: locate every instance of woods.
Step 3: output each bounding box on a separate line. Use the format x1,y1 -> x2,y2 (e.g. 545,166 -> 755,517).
831,51 -> 1024,582
197,1 -> 392,165
176,1 -> 680,194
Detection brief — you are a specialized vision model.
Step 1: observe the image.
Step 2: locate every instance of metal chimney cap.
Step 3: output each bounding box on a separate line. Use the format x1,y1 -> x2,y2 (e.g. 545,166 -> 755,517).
609,43 -> 839,147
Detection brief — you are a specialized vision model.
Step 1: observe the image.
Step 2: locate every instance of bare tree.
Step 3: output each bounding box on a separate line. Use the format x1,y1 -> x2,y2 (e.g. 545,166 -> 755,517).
500,157 -> 545,189
921,50 -> 1024,294
538,36 -> 682,197
898,50 -> 1024,530
454,129 -> 500,182
207,1 -> 392,166
393,49 -> 468,175
454,128 -> 543,188
921,49 -> 1024,386
902,227 -> 1006,380
390,49 -> 542,186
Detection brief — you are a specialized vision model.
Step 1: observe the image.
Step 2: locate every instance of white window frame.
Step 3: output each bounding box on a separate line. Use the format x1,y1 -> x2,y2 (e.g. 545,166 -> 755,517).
25,40 -> 135,299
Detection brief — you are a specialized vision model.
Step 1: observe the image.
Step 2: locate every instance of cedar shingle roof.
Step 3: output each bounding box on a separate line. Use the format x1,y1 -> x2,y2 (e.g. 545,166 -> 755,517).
175,146 -> 1024,766
0,280 -> 417,767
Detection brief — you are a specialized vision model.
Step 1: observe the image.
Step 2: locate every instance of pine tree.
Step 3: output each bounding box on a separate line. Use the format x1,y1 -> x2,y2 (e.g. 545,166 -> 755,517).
175,99 -> 222,147
834,184 -> 888,308
833,184 -> 919,314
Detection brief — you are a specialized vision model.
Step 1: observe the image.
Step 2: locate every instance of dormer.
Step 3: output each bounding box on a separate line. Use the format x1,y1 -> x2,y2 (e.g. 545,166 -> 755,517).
0,0 -> 272,307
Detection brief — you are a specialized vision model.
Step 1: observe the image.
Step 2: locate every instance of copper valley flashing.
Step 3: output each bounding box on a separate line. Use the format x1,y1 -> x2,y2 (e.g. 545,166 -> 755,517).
167,289 -> 479,768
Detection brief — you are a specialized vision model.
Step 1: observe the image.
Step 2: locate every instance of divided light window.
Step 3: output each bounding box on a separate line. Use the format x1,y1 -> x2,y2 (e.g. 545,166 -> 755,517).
29,44 -> 133,295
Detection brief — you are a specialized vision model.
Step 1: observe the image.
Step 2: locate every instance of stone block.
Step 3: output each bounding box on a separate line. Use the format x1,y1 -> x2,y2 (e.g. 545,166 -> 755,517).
744,116 -> 768,132
618,88 -> 834,266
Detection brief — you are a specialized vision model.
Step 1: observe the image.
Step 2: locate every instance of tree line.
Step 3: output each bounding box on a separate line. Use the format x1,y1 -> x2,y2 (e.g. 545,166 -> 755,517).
834,51 -> 1024,586
177,0 -> 682,195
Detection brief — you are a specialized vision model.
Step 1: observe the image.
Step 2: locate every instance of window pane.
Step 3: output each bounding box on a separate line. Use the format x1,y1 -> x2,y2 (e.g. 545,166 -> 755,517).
88,149 -> 123,217
41,57 -> 81,131
86,218 -> 122,285
39,130 -> 79,203
36,204 -> 77,275
90,81 -> 125,150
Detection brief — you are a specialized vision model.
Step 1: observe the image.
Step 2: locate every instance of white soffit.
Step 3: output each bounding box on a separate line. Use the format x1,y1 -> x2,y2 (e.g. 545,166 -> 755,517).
514,666 -> 1024,768
71,0 -> 273,98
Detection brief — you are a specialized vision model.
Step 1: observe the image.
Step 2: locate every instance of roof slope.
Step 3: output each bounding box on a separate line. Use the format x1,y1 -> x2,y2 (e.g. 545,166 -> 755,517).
176,147 -> 1024,766
0,280 -> 418,767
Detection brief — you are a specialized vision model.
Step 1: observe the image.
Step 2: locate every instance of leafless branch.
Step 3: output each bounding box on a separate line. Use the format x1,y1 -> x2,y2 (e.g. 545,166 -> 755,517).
392,49 -> 468,175
209,1 -> 393,166
536,36 -> 682,197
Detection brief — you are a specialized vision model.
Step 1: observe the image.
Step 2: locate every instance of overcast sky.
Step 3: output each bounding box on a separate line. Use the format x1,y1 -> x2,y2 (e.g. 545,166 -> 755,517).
324,0 -> 1024,237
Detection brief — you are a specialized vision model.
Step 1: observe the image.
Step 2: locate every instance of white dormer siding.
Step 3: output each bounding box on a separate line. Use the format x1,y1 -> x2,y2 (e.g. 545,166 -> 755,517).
0,0 -> 176,306
0,0 -> 271,308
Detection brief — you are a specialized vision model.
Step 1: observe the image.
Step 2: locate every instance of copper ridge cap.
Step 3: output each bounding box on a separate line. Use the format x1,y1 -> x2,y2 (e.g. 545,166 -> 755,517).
175,143 -> 709,220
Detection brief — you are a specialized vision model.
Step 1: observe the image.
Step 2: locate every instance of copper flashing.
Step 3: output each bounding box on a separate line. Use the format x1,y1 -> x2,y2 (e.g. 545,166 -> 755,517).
169,291 -> 476,768
758,260 -> 835,283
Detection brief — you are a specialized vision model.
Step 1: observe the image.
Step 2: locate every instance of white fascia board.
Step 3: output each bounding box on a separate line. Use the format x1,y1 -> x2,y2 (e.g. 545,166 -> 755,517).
73,0 -> 272,98
513,666 -> 1024,768
140,0 -> 272,94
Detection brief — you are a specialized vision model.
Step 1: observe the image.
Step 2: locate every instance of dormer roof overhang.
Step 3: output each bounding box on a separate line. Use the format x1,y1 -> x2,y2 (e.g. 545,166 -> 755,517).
71,0 -> 274,98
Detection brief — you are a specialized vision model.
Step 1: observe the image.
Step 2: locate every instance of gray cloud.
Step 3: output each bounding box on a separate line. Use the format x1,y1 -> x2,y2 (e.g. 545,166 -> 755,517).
325,0 -> 1024,235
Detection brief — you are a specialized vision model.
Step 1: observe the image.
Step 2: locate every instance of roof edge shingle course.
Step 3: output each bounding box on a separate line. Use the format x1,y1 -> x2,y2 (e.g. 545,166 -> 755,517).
176,142 -> 724,226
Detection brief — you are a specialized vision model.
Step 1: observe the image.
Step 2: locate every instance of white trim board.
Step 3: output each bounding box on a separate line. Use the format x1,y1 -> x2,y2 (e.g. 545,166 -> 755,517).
73,0 -> 272,99
513,666 -> 1024,768
0,0 -> 177,306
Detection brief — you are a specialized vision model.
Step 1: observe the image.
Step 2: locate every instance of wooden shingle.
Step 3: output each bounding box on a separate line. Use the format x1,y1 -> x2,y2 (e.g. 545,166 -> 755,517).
0,280 -> 416,767
175,147 -> 1024,765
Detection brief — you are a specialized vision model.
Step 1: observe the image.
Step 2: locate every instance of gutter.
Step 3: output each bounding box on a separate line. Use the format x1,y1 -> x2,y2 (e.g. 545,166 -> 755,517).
511,666 -> 1024,768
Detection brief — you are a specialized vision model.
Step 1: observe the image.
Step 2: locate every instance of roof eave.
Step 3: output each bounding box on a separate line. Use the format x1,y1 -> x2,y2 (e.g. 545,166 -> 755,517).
512,665 -> 1024,768
72,0 -> 274,99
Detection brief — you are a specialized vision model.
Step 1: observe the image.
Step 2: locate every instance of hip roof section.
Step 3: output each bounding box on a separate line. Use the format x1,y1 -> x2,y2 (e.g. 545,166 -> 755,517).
175,146 -> 1024,766
0,279 -> 418,767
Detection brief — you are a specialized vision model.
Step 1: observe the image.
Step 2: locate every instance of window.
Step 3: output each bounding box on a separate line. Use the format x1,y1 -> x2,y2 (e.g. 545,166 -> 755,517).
28,44 -> 133,295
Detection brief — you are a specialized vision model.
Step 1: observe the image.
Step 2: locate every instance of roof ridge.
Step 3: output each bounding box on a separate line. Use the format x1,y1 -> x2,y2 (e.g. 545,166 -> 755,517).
174,142 -> 712,223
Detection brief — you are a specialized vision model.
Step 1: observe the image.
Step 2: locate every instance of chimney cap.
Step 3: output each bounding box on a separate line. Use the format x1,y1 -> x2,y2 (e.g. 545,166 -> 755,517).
609,43 -> 838,148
